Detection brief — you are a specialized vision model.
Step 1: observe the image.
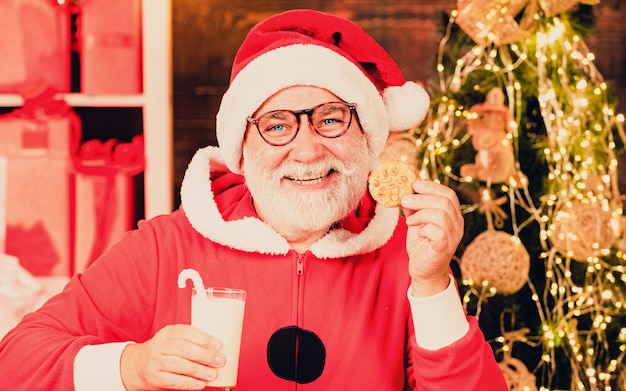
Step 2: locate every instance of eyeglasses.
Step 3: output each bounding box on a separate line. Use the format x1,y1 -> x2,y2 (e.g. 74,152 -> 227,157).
247,101 -> 357,146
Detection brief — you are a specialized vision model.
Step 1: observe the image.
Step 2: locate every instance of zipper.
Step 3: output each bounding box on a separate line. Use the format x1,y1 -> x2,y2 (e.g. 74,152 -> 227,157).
296,253 -> 304,276
294,253 -> 305,324
294,253 -> 305,391
294,252 -> 306,326
291,253 -> 305,327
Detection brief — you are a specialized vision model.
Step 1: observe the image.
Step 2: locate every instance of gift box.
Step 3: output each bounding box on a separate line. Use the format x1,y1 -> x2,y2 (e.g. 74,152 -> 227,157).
73,136 -> 144,273
0,91 -> 80,277
80,0 -> 143,94
2,121 -> 74,277
0,0 -> 71,93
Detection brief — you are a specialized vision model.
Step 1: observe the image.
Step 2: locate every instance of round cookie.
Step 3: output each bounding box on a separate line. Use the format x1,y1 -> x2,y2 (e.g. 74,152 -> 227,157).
368,160 -> 417,207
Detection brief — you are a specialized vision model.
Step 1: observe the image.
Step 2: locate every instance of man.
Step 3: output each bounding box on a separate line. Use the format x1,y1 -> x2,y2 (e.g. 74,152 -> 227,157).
0,9 -> 507,390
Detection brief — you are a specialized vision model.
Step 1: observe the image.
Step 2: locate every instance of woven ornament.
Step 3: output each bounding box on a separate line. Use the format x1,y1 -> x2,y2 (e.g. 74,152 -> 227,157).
550,201 -> 613,262
461,230 -> 530,295
498,356 -> 538,391
379,131 -> 420,168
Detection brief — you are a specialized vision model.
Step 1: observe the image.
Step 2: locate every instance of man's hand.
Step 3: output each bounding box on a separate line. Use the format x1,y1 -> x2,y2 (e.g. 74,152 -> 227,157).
400,180 -> 464,298
120,324 -> 226,390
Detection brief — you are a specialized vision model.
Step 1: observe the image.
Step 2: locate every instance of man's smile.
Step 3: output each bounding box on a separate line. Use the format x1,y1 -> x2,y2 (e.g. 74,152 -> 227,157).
284,169 -> 336,185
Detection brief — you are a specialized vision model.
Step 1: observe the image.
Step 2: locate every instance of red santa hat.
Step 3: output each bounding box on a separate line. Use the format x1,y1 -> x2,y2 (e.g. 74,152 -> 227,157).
216,9 -> 430,174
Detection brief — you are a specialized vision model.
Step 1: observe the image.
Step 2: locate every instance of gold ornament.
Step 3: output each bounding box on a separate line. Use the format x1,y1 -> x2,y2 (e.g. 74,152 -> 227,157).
549,200 -> 613,261
496,328 -> 539,391
456,0 -> 600,45
499,356 -> 538,391
461,230 -> 530,295
456,0 -> 537,45
460,88 -> 518,184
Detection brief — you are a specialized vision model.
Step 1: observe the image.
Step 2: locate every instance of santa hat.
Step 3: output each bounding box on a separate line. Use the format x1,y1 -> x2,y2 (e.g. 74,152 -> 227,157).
216,9 -> 430,174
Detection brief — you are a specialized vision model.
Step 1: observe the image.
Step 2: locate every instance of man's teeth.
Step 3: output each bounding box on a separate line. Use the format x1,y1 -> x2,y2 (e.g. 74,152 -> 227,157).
293,177 -> 325,185
288,171 -> 332,185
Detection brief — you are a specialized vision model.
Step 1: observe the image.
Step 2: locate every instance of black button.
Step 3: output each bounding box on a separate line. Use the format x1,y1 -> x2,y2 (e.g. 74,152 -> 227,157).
267,326 -> 326,384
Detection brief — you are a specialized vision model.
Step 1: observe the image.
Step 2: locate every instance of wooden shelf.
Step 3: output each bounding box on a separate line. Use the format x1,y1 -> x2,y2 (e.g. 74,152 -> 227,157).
0,93 -> 145,108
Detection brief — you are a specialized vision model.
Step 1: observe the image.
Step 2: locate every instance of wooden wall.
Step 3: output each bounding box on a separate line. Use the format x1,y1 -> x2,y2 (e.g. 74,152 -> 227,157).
171,0 -> 626,207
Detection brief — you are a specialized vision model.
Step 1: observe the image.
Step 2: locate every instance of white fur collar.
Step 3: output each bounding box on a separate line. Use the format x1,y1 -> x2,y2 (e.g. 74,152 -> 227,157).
180,146 -> 399,258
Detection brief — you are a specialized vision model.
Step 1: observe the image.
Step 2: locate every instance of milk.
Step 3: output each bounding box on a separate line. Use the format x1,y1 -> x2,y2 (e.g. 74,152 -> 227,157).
192,289 -> 246,388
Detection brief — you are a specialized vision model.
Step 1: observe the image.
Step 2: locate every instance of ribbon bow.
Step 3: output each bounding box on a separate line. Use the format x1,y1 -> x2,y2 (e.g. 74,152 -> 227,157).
478,189 -> 508,230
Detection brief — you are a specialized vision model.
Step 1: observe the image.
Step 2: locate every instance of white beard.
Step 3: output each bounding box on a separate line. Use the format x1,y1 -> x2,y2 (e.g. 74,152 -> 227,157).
242,137 -> 374,238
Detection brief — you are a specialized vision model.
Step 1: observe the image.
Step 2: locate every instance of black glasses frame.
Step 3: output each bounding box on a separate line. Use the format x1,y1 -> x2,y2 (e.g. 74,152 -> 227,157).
246,101 -> 357,146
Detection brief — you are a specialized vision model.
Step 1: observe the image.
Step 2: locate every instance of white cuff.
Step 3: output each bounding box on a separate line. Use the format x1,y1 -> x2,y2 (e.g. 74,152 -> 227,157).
74,342 -> 134,391
407,276 -> 469,350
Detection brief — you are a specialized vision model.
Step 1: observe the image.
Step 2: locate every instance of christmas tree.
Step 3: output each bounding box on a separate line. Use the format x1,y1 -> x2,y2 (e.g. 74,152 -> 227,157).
382,1 -> 626,389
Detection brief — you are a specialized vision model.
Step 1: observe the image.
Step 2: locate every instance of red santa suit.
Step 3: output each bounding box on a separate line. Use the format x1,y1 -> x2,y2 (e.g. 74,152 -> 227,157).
0,146 -> 506,390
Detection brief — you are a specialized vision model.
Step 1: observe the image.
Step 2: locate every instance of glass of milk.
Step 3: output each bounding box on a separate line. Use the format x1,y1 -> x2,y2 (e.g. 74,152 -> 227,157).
191,287 -> 246,389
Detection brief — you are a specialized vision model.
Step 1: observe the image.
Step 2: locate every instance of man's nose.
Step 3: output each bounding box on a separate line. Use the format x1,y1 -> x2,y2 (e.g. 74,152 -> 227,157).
289,114 -> 325,160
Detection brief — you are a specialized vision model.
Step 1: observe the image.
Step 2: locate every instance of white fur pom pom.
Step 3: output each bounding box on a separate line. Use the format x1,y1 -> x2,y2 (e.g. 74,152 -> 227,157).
383,81 -> 430,131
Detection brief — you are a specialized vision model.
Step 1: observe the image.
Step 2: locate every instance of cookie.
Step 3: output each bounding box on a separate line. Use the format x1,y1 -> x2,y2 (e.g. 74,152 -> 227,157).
368,160 -> 417,207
